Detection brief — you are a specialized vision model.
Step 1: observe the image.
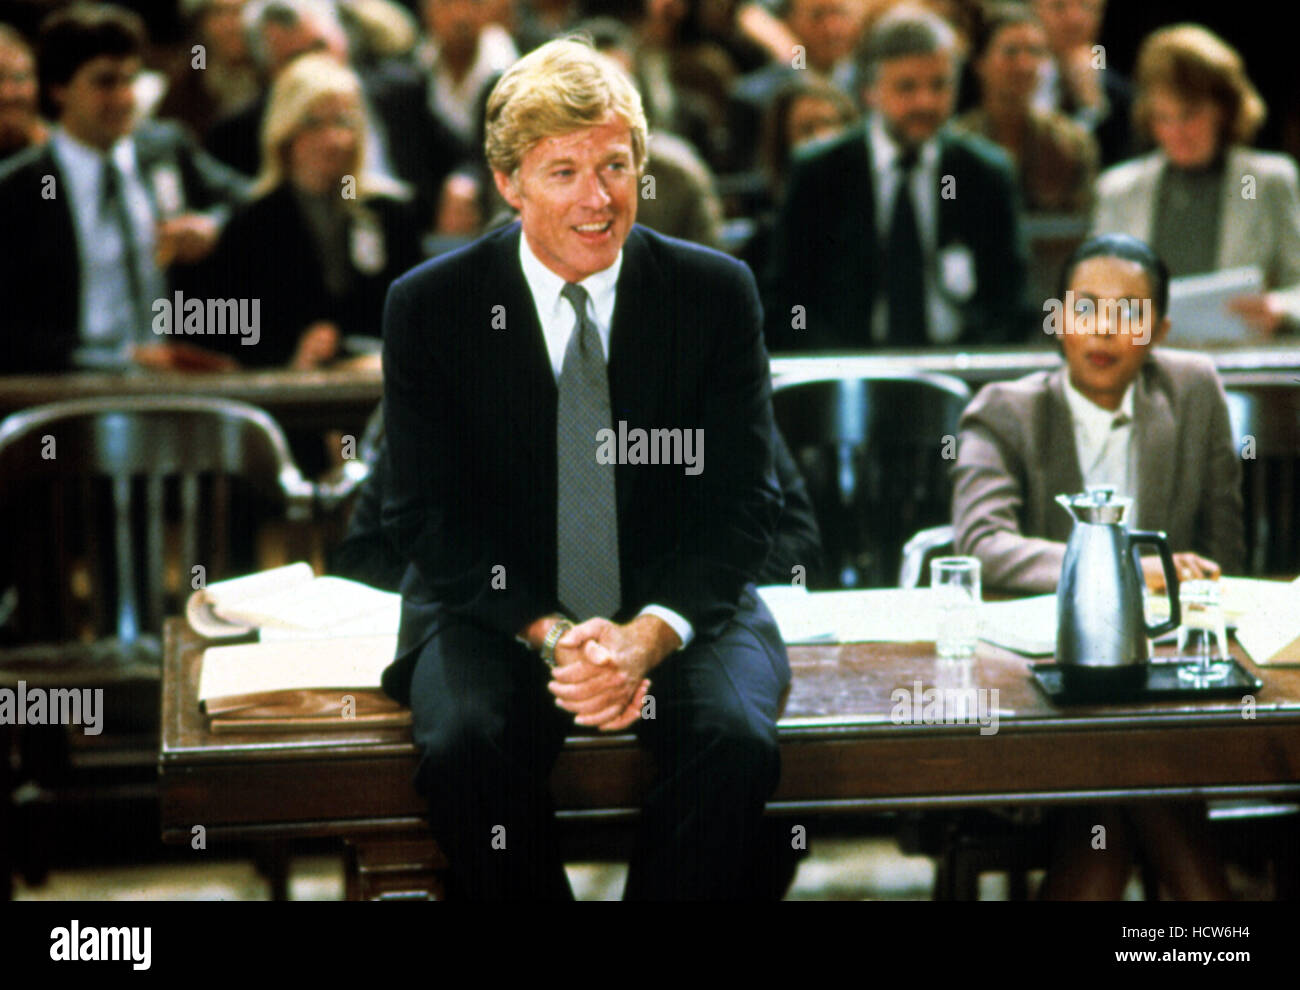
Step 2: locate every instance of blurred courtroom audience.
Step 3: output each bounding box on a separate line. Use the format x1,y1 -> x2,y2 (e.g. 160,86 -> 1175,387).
1030,0 -> 1132,166
727,0 -> 864,170
203,52 -> 422,369
738,74 -> 855,276
414,0 -> 518,145
0,21 -> 45,161
954,2 -> 1096,215
1,0 -> 1298,376
761,73 -> 855,198
1092,24 -> 1300,337
157,0 -> 260,142
764,3 -> 1027,351
509,0 -> 582,54
0,2 -> 248,374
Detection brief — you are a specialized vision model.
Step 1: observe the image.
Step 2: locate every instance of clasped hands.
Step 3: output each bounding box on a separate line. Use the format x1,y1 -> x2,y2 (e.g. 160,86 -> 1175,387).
522,614 -> 680,732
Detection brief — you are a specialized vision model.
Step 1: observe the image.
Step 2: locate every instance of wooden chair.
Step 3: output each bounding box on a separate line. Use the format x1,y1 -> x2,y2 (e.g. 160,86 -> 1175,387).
897,524 -> 955,589
0,396 -> 316,896
772,373 -> 972,589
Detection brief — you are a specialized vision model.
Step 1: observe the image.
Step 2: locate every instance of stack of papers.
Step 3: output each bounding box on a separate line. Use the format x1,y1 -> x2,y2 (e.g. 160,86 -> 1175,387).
757,586 -> 941,644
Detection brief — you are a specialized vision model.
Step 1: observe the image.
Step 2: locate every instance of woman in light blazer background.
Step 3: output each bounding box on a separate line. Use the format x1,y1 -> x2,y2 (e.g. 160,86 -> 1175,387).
1091,24 -> 1300,336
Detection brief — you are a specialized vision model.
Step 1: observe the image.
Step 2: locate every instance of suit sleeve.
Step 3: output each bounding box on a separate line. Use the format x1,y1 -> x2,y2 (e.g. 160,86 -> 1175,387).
172,123 -> 251,213
380,273 -> 551,639
1265,158 -> 1300,330
951,398 -> 1065,593
975,157 -> 1030,344
1196,371 -> 1246,575
759,426 -> 823,585
636,261 -> 782,639
763,152 -> 819,351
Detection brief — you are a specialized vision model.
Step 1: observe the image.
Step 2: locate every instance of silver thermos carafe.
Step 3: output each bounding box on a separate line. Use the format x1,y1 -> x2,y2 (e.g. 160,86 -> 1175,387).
1055,486 -> 1181,691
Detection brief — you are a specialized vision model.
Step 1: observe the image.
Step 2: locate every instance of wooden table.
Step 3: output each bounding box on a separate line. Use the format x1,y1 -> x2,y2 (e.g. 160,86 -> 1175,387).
158,619 -> 1300,898
5,344 -> 1299,424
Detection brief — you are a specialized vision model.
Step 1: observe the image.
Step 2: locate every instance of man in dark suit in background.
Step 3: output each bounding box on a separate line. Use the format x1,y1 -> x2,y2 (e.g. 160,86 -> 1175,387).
381,38 -> 791,899
0,3 -> 248,373
764,3 -> 1028,351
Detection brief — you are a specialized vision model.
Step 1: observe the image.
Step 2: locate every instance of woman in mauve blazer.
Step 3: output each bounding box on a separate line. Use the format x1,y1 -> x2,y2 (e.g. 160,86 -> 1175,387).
952,347 -> 1245,594
1091,24 -> 1300,335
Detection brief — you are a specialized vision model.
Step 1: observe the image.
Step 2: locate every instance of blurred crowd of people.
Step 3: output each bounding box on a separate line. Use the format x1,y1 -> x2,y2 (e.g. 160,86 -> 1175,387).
0,0 -> 1297,373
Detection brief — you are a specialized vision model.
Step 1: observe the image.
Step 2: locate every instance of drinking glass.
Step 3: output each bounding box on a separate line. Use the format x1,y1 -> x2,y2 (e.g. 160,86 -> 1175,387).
931,556 -> 981,660
1177,579 -> 1231,684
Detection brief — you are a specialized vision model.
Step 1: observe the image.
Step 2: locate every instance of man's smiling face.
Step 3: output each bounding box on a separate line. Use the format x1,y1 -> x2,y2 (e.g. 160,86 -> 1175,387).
494,115 -> 638,283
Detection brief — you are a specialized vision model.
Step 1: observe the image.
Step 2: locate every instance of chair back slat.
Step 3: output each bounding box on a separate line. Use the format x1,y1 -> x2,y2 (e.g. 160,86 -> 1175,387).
0,397 -> 314,647
179,473 -> 201,605
77,475 -> 106,639
110,475 -> 139,644
144,475 -> 166,634
210,474 -> 231,580
772,374 -> 972,588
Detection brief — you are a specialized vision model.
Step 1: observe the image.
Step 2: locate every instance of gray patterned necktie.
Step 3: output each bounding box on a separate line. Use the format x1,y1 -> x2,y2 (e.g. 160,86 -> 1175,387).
556,282 -> 621,619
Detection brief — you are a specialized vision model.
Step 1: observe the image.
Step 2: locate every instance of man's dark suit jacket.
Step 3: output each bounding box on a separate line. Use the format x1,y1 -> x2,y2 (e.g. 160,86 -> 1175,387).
203,184 -> 424,367
333,422 -> 822,594
379,222 -> 782,704
0,121 -> 250,373
763,123 -> 1029,351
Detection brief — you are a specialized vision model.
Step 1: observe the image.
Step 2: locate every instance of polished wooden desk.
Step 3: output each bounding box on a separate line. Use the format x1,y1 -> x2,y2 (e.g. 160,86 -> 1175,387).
4,345 -> 1299,422
0,366 -> 384,435
158,619 -> 1300,898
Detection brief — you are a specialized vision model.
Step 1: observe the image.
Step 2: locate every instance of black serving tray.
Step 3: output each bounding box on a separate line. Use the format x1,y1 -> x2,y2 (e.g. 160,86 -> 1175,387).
1030,659 -> 1263,704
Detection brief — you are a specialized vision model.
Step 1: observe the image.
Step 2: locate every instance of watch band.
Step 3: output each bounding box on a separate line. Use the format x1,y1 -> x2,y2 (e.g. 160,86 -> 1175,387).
540,619 -> 574,669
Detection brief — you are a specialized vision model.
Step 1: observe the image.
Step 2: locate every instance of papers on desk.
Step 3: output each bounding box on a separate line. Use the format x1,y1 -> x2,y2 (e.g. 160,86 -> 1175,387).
189,563 -> 405,732
977,578 -> 1300,663
1167,266 -> 1263,343
198,634 -> 408,733
186,562 -> 400,641
1230,577 -> 1300,665
757,585 -> 941,643
979,595 -> 1058,656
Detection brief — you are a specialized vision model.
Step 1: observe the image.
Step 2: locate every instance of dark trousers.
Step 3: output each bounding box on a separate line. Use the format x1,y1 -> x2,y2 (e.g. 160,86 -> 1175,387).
406,594 -> 791,900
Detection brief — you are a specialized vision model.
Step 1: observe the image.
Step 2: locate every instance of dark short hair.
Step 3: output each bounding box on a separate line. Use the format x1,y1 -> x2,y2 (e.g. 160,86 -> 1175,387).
38,2 -> 146,99
572,17 -> 636,55
1057,234 -> 1170,323
970,2 -> 1038,62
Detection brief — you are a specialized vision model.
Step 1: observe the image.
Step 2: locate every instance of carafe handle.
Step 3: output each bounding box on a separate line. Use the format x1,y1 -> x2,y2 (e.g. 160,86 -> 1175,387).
1127,529 -> 1181,637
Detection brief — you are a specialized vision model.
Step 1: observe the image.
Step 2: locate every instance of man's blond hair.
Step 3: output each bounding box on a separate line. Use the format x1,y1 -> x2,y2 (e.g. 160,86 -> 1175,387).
484,37 -> 648,177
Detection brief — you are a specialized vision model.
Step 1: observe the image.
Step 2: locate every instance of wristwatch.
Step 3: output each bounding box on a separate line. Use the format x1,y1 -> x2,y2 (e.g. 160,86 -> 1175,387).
540,619 -> 574,669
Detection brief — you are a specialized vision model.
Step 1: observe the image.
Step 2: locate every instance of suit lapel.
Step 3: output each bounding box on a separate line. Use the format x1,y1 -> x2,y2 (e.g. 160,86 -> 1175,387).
1044,368 -> 1085,542
38,147 -> 84,333
1132,360 -> 1175,531
607,228 -> 668,517
853,127 -> 878,268
1135,155 -> 1163,242
496,225 -> 557,479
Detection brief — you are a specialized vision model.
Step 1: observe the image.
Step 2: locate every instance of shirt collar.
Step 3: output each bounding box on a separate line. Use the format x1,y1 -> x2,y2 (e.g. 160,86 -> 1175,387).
52,125 -> 136,177
1064,375 -> 1135,435
517,225 -> 623,315
868,112 -> 940,174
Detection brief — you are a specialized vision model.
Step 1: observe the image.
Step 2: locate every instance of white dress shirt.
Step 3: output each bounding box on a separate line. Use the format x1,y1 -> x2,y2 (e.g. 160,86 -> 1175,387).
421,24 -> 518,143
1064,377 -> 1137,524
52,127 -> 167,369
867,113 -> 962,345
517,233 -> 694,647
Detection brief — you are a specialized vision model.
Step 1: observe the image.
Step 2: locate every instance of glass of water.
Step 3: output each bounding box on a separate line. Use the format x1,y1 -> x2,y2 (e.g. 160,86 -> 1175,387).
931,556 -> 981,660
1177,579 -> 1231,684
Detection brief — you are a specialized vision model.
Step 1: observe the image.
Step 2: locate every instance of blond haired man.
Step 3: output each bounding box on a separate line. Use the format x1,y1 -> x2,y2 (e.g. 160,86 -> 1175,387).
380,38 -> 790,900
